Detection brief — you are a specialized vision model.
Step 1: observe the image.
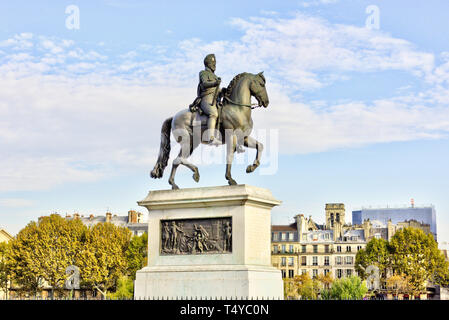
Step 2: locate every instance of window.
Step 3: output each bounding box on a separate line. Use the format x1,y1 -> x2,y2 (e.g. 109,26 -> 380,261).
325,233 -> 330,240
337,246 -> 342,252
288,270 -> 294,278
282,270 -> 286,278
272,232 -> 279,241
281,233 -> 287,241
288,257 -> 294,266
302,245 -> 307,253
312,269 -> 318,278
281,257 -> 286,266
351,236 -> 358,241
336,256 -> 342,265
337,269 -> 343,278
281,245 -> 286,253
346,269 -> 352,277
357,246 -> 362,251
312,256 -> 318,266
289,245 -> 294,253
324,269 -> 330,276
302,269 -> 307,275
301,256 -> 307,266
325,245 -> 330,253
289,232 -> 294,241
345,256 -> 353,265
346,246 -> 352,252
273,245 -> 278,254
324,256 -> 330,266
313,245 -> 318,253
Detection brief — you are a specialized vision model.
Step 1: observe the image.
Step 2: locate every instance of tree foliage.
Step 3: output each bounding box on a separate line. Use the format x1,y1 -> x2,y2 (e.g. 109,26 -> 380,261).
284,273 -> 334,300
107,275 -> 134,300
355,237 -> 390,280
77,222 -> 131,298
389,228 -> 449,294
5,215 -> 138,299
7,215 -> 86,297
126,232 -> 148,280
355,227 -> 449,295
321,276 -> 368,300
0,242 -> 11,298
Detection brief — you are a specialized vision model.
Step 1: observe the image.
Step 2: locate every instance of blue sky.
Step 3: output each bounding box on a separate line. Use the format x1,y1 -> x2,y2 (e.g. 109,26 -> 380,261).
0,0 -> 448,245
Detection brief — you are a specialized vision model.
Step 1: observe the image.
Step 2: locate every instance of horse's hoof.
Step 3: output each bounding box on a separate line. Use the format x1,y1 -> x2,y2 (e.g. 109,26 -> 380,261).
170,183 -> 179,190
227,178 -> 237,186
246,165 -> 255,173
193,171 -> 200,183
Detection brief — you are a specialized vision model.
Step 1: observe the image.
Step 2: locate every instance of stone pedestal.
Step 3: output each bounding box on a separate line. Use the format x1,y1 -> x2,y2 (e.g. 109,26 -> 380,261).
134,185 -> 283,299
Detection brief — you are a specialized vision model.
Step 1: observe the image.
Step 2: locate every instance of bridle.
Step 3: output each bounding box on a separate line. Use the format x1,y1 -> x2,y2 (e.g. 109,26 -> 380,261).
223,80 -> 266,109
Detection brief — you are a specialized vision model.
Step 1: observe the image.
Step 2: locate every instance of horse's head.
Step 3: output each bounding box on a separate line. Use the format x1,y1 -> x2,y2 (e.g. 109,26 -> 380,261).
250,72 -> 269,108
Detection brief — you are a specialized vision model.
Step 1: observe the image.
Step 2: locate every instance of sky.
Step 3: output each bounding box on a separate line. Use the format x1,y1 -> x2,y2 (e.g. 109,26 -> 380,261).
0,0 -> 448,245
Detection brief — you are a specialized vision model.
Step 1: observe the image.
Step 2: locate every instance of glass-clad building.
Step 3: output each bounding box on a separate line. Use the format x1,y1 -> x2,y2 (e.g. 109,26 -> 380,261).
352,206 -> 437,240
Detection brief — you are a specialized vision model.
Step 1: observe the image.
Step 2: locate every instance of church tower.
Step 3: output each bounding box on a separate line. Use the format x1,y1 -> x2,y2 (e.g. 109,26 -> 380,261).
325,203 -> 345,230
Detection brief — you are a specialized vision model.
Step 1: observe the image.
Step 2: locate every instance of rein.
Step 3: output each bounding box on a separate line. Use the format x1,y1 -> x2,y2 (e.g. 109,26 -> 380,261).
223,96 -> 262,109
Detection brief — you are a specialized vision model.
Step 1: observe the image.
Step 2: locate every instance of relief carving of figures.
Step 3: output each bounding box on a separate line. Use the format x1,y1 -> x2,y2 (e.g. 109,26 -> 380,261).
160,217 -> 231,255
223,221 -> 232,252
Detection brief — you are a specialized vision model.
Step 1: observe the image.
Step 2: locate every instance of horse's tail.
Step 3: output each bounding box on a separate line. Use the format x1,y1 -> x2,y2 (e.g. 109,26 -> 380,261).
150,117 -> 173,179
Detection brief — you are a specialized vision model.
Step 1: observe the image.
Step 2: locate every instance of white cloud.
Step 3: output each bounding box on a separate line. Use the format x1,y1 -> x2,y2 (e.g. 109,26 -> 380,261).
300,0 -> 339,8
0,198 -> 34,208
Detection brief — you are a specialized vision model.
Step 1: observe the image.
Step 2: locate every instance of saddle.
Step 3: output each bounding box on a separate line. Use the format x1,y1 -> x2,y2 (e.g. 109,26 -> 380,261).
189,88 -> 226,115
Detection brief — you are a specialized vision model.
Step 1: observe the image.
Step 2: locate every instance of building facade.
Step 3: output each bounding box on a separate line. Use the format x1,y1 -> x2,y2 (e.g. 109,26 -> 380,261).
271,204 -> 367,279
0,228 -> 13,243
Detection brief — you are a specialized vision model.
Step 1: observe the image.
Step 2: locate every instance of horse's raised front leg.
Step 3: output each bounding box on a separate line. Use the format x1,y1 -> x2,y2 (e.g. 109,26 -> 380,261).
244,136 -> 263,173
225,135 -> 237,185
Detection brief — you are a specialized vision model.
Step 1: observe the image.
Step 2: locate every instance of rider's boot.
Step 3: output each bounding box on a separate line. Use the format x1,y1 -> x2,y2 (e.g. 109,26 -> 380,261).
207,116 -> 221,146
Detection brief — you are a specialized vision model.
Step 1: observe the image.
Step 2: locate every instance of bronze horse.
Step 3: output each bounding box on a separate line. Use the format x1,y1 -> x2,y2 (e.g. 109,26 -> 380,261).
150,72 -> 269,189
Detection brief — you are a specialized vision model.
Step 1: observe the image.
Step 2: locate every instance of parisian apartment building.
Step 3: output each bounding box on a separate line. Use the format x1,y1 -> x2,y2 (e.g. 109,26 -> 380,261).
271,203 -> 433,279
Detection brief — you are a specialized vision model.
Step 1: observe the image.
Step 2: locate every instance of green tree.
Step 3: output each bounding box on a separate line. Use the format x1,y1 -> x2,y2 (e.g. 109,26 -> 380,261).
8,215 -> 86,298
322,276 -> 367,300
386,274 -> 411,296
355,237 -> 390,282
107,276 -> 134,300
389,227 -> 449,295
0,242 -> 11,299
78,222 -> 131,299
126,232 -> 148,279
294,273 -> 321,300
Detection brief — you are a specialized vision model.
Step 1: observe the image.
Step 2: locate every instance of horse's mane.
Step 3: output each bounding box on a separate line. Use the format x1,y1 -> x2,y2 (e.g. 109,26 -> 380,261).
224,72 -> 250,97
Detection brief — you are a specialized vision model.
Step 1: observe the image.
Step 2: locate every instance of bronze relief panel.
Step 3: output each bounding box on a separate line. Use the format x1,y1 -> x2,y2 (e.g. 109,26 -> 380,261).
160,217 -> 232,255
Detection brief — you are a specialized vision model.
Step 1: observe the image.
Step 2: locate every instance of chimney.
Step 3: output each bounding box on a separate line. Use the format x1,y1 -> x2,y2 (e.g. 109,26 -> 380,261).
128,210 -> 138,224
387,219 -> 394,241
106,212 -> 112,223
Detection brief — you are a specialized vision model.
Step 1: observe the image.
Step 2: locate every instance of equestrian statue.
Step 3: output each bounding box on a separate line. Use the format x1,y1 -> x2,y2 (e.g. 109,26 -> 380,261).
150,53 -> 269,189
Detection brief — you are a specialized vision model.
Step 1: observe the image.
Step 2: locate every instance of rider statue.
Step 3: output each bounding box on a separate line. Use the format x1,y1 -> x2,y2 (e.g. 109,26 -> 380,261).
198,53 -> 222,145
